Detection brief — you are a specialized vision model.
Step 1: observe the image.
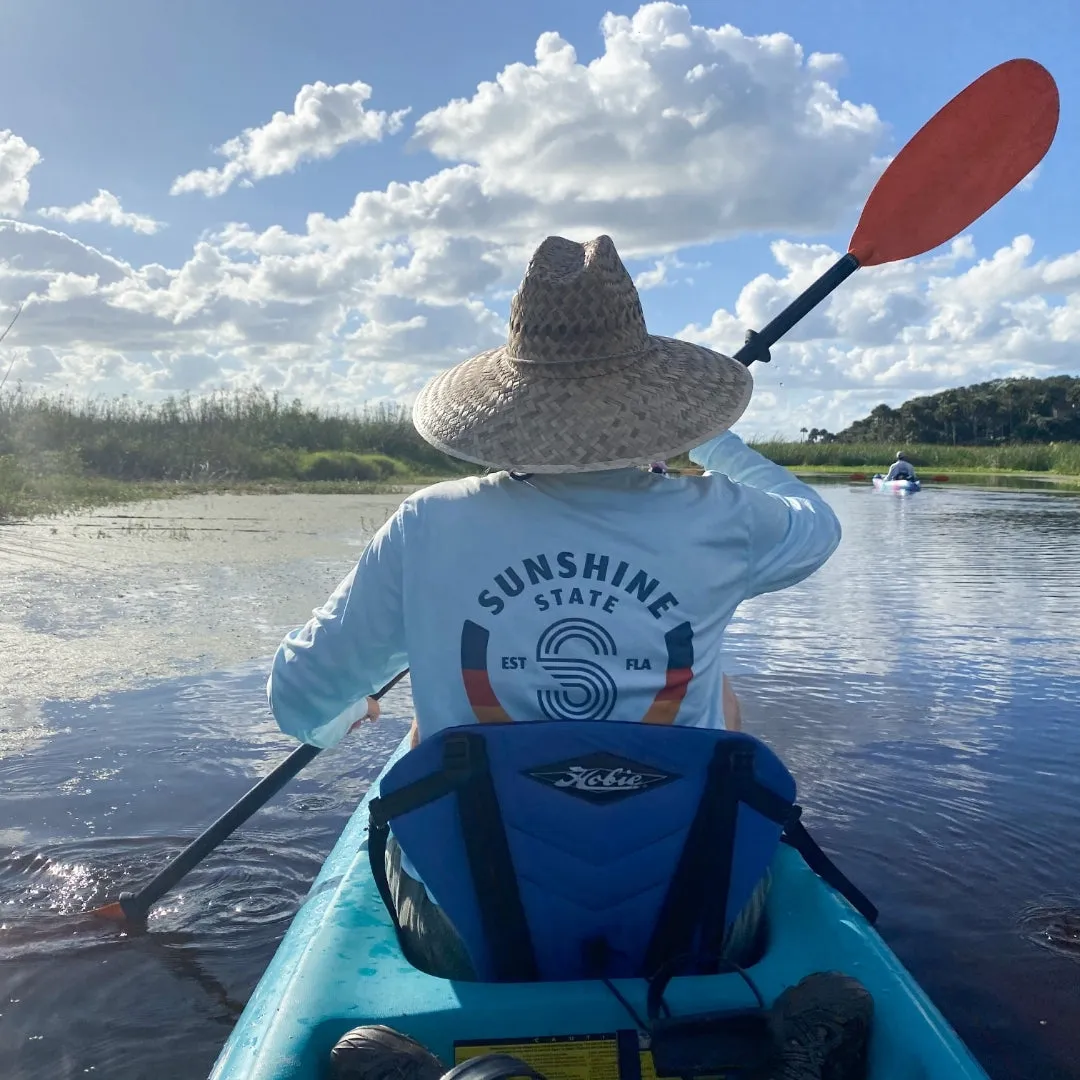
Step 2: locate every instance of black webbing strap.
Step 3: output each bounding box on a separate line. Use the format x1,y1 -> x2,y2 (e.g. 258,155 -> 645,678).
644,745 -> 797,976
644,743 -> 741,973
368,750 -> 458,970
367,732 -> 538,981
369,767 -> 462,823
781,813 -> 879,925
367,739 -> 468,937
367,812 -> 398,944
452,733 -> 538,981
735,772 -> 796,829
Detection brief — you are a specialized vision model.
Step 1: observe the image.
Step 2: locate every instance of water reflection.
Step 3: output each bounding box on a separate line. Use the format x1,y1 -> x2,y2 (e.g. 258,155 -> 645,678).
726,484 -> 1080,1078
2,486 -> 1080,1078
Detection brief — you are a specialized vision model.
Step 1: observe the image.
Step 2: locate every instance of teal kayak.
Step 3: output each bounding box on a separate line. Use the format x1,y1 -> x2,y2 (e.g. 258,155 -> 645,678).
210,735 -> 989,1080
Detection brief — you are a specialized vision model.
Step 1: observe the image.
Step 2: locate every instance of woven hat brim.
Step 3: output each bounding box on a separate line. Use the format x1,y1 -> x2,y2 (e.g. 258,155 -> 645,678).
412,336 -> 753,474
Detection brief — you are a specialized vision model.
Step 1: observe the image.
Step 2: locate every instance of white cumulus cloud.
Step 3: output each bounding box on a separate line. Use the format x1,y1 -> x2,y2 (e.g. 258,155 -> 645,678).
409,2 -> 886,251
0,130 -> 42,217
171,80 -> 411,197
0,2 -> 1072,438
38,189 -> 164,234
682,234 -> 1080,437
634,254 -> 708,290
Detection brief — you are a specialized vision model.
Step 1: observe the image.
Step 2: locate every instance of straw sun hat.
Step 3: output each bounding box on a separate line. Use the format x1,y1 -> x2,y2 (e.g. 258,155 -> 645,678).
412,234 -> 753,474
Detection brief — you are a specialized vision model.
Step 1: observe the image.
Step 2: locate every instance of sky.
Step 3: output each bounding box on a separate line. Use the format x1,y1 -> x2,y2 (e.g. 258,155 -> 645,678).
0,0 -> 1077,438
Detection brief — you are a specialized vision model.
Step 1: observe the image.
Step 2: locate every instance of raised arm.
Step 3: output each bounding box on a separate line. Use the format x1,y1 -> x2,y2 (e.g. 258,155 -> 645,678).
690,431 -> 842,597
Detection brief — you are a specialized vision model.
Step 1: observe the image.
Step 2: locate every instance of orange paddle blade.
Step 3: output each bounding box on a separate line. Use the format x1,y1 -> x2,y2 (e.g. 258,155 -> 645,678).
90,902 -> 129,923
850,59 -> 1059,266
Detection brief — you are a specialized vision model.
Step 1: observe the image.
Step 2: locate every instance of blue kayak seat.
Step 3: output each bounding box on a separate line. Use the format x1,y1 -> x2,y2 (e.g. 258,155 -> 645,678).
367,721 -> 874,984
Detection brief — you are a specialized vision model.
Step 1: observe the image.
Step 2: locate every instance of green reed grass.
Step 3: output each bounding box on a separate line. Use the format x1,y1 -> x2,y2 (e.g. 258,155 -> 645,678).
4,386 -> 1080,520
743,440 -> 1080,474
0,387 -> 472,519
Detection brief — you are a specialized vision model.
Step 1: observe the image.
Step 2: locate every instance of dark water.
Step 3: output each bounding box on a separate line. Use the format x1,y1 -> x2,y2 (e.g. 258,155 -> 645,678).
3,485 -> 1080,1079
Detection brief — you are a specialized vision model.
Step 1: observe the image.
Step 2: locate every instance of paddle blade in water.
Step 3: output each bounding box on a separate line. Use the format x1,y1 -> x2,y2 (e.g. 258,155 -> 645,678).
91,901 -> 129,923
849,59 -> 1059,267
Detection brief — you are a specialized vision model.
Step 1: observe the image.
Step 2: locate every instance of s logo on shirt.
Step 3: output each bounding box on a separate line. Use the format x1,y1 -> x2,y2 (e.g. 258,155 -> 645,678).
460,617 -> 695,726
535,618 -> 618,721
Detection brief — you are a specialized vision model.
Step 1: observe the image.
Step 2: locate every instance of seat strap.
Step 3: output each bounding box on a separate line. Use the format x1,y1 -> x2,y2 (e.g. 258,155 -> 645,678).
644,745 -> 795,975
781,813 -> 879,925
367,732 -> 538,981
642,741 -> 735,970
454,733 -> 538,981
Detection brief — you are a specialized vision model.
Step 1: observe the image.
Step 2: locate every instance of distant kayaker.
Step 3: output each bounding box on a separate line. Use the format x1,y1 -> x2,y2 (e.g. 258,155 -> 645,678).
648,460 -> 668,474
272,236 -> 870,1077
883,451 -> 917,482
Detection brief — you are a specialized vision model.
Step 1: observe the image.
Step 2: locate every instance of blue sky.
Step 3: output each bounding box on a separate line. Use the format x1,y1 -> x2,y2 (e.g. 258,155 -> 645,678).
0,0 -> 1076,435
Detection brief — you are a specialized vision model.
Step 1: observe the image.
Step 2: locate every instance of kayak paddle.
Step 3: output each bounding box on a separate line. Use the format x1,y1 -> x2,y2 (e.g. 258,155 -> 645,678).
90,60 -> 1057,927
735,58 -> 1059,366
92,668 -> 410,924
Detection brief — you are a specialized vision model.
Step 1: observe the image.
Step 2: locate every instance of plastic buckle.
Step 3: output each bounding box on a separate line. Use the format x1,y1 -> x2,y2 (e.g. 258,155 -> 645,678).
367,796 -> 388,829
442,731 -> 476,781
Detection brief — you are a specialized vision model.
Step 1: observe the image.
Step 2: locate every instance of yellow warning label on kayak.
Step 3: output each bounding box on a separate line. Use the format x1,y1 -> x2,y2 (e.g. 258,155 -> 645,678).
453,1032 -> 664,1080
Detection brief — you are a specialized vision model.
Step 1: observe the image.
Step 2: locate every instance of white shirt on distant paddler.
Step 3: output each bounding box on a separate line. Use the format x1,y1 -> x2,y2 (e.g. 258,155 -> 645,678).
884,461 -> 916,481
267,431 -> 842,748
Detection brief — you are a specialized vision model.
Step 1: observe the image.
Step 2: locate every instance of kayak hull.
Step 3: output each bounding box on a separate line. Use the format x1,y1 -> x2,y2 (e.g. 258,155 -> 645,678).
210,736 -> 987,1080
872,475 -> 921,492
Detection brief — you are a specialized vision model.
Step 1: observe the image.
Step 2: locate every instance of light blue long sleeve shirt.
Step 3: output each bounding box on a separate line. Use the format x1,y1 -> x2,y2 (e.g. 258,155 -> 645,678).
268,432 -> 841,747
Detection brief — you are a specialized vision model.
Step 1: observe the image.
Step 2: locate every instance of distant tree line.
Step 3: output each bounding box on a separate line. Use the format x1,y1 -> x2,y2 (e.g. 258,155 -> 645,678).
809,376 -> 1080,445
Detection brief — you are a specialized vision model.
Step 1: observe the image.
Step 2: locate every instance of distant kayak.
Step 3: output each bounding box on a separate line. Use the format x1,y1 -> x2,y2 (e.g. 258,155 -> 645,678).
873,475 -> 921,493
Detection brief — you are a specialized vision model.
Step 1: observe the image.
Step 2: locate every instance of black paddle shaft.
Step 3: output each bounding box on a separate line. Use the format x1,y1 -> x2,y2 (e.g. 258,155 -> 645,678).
114,668 -> 409,921
734,253 -> 860,366
116,741 -> 322,920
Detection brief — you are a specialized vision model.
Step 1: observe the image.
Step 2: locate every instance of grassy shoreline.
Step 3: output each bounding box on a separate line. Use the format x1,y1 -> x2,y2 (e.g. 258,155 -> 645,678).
738,439 -> 1080,474
6,460 -> 1080,523
775,464 -> 1080,484
5,386 -> 1080,520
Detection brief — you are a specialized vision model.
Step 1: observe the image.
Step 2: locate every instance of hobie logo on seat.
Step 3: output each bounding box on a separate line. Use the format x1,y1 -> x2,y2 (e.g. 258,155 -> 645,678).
524,751 -> 679,804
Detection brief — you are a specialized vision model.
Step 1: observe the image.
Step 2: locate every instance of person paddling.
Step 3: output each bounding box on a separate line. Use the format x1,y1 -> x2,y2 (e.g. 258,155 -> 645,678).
883,451 -> 917,482
270,236 -> 841,752
269,235 -> 871,1080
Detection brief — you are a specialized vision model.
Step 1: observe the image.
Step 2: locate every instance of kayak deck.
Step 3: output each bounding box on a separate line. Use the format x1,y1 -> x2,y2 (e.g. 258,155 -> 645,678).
211,737 -> 987,1080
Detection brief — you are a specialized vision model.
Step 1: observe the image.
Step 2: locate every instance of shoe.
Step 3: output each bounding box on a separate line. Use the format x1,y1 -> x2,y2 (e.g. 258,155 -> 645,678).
769,972 -> 873,1080
330,1024 -> 446,1080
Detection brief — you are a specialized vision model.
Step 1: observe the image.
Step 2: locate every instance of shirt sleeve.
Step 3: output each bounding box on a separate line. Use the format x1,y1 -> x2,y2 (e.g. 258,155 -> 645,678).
266,506 -> 409,748
690,431 -> 842,598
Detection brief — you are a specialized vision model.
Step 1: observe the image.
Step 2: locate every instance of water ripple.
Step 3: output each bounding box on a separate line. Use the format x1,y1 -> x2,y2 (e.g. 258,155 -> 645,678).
1017,898 -> 1080,961
3,486 -> 1080,1078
